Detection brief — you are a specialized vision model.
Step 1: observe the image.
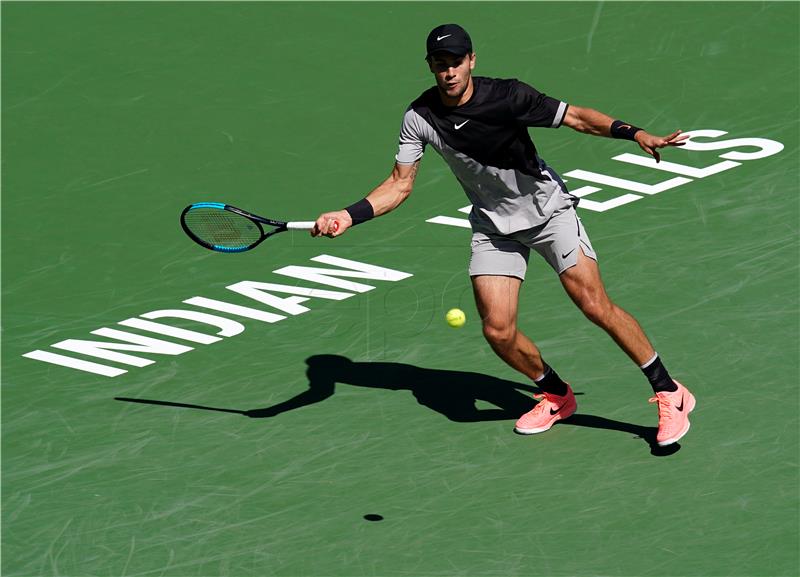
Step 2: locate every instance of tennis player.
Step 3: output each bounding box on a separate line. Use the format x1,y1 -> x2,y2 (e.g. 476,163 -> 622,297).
311,24 -> 696,446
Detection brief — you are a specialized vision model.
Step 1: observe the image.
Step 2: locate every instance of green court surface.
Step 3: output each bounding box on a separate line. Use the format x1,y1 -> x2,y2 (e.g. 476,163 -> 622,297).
3,2 -> 798,576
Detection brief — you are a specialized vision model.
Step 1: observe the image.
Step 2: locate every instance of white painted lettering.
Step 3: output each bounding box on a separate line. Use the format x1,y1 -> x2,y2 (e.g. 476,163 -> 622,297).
273,255 -> 413,293
422,128 -> 786,221
564,169 -> 692,195
679,129 -> 784,160
22,350 -> 127,377
140,310 -> 245,337
612,153 -> 741,178
425,215 -> 471,228
117,318 -> 222,344
21,255 -> 415,377
183,297 -> 286,323
225,282 -> 354,315
571,185 -> 642,212
51,328 -> 193,367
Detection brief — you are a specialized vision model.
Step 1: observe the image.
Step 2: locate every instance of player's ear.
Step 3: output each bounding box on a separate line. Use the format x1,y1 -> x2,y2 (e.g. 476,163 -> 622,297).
468,52 -> 476,71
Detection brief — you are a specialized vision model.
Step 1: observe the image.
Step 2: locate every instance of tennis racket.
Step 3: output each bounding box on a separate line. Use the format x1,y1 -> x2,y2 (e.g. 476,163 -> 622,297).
180,202 -> 336,253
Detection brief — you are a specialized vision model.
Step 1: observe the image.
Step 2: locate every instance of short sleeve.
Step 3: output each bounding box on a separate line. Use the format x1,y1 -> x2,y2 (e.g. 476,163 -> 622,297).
509,80 -> 568,128
395,108 -> 427,164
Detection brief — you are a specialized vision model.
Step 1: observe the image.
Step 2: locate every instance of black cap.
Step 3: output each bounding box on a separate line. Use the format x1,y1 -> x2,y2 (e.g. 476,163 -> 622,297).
425,24 -> 472,59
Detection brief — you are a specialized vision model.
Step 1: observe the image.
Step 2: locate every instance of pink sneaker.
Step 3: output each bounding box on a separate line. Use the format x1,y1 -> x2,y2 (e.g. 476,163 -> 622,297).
514,386 -> 577,435
649,380 -> 696,446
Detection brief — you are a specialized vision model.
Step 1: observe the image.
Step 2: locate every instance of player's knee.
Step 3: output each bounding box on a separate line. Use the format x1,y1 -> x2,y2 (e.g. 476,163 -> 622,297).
579,297 -> 613,326
482,323 -> 516,349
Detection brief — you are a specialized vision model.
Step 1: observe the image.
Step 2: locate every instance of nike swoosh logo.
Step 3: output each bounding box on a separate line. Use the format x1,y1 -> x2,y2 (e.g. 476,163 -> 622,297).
561,248 -> 575,259
676,394 -> 685,412
549,404 -> 565,415
454,120 -> 469,130
436,34 -> 452,41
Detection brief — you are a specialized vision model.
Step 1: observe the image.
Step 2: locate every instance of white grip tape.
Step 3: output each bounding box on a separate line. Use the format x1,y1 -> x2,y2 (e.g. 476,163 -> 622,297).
286,221 -> 316,230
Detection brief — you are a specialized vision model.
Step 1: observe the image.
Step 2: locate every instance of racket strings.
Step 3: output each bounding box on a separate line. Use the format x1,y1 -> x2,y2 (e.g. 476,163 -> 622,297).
183,208 -> 262,249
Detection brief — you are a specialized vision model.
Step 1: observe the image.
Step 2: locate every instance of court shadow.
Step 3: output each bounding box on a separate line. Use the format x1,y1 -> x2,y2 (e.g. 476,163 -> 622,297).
245,354 -> 541,423
115,354 -> 679,455
559,414 -> 681,456
116,354 -> 540,423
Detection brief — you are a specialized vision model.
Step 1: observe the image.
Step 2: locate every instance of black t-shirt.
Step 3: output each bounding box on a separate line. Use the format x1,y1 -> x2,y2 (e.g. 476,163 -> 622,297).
396,77 -> 573,234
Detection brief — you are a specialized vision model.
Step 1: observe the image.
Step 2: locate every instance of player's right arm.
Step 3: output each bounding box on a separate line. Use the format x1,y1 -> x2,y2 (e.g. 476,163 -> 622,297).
310,160 -> 420,237
562,105 -> 687,163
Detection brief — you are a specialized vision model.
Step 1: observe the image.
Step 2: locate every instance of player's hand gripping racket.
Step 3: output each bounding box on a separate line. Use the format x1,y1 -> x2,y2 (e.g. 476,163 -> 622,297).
180,202 -> 337,253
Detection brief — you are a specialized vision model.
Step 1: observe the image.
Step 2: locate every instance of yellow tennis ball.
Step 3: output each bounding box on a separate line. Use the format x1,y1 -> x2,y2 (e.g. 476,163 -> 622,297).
445,308 -> 466,328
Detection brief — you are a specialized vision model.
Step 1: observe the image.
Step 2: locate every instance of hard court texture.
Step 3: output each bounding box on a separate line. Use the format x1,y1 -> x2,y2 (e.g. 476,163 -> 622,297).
3,2 -> 798,576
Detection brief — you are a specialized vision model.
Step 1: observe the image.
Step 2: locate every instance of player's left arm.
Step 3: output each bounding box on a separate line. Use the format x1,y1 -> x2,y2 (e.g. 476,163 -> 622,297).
562,105 -> 689,163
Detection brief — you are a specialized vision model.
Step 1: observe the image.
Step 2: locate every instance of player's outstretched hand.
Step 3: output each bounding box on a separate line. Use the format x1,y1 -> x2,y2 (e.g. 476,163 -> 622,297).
634,130 -> 690,163
311,210 -> 351,237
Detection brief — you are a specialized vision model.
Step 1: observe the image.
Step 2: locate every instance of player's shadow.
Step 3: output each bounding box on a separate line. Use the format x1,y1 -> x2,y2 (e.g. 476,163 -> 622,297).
244,354 -> 539,422
559,414 -> 680,457
115,354 -> 678,455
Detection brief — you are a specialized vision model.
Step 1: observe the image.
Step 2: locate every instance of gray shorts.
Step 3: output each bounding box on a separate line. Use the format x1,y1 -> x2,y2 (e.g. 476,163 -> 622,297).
469,206 -> 597,280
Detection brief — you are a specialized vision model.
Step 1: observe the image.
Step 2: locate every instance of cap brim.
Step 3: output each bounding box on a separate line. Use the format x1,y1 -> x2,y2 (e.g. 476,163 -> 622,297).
425,47 -> 470,59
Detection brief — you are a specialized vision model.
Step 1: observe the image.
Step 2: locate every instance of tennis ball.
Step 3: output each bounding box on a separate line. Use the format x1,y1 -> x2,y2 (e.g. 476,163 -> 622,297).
445,308 -> 466,328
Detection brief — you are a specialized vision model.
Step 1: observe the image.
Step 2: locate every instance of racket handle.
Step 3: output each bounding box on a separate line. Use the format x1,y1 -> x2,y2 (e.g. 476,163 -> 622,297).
286,221 -> 316,230
287,221 -> 340,233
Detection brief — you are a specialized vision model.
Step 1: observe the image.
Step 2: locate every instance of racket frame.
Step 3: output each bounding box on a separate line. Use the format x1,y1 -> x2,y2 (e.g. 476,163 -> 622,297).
180,202 -> 314,253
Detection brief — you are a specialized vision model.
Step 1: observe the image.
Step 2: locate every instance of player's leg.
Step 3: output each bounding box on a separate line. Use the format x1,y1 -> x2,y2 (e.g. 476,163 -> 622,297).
470,274 -> 576,434
469,232 -> 577,434
524,206 -> 663,370
559,249 -> 654,365
468,233 -> 554,381
533,207 -> 695,445
559,249 -> 695,445
470,274 -> 544,380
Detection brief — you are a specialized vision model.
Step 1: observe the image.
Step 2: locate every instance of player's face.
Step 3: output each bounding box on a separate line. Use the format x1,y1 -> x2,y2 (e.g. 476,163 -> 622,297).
428,52 -> 476,105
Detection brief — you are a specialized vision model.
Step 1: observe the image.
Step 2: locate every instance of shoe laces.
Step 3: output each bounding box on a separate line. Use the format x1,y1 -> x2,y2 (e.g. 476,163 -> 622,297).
531,393 -> 552,412
533,392 -> 568,409
648,393 -> 675,420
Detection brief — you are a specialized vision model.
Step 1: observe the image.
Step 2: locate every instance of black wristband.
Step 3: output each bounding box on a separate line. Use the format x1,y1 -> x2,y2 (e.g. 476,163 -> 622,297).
610,120 -> 643,141
345,198 -> 374,226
